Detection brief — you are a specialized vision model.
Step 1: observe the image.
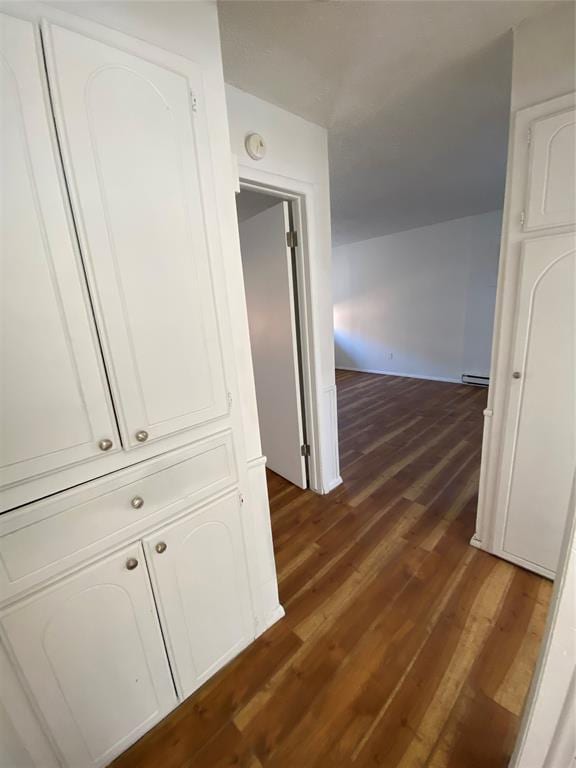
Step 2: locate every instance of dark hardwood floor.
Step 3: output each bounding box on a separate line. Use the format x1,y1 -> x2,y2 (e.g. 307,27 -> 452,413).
111,370 -> 551,768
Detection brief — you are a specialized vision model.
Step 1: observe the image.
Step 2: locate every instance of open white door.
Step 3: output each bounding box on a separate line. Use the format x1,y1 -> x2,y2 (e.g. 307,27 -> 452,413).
239,201 -> 307,488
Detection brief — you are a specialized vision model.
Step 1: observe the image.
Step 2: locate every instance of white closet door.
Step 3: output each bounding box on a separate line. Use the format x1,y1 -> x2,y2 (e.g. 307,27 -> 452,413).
143,492 -> 253,698
0,542 -> 176,768
42,22 -> 228,450
239,202 -> 307,488
497,233 -> 576,576
0,14 -> 119,490
524,107 -> 576,231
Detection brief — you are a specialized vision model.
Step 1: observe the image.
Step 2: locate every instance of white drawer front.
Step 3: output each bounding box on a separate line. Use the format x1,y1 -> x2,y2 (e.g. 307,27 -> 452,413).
0,432 -> 236,601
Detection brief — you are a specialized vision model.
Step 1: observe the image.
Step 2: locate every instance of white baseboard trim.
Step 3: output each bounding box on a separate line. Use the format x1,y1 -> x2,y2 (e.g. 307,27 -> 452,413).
335,366 -> 462,385
324,475 -> 343,494
257,604 -> 285,636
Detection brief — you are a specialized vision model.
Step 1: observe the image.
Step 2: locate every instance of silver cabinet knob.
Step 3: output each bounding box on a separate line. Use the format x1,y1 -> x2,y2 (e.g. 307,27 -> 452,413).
126,558 -> 138,571
512,371 -> 522,379
155,542 -> 167,554
98,438 -> 113,451
131,496 -> 144,510
135,430 -> 149,443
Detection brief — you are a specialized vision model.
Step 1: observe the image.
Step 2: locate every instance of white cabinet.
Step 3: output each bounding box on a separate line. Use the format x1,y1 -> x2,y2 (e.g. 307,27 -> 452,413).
0,14 -> 119,490
1,15 -> 232,506
143,493 -> 253,698
0,543 -> 177,768
477,93 -> 576,578
42,22 -> 229,451
524,107 -> 576,231
495,233 -> 575,575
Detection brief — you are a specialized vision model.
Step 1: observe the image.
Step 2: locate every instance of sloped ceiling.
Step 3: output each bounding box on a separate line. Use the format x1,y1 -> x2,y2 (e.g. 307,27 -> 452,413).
218,1 -> 560,245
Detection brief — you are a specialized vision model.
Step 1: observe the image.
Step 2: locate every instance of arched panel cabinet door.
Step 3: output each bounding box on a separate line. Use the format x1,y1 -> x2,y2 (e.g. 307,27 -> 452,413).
143,492 -> 254,698
495,233 -> 576,577
524,106 -> 576,231
0,14 -> 120,491
0,543 -> 176,768
41,21 -> 229,451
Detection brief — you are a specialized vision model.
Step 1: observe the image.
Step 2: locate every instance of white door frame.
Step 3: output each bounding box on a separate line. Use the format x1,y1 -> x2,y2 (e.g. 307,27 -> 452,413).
237,177 -> 320,492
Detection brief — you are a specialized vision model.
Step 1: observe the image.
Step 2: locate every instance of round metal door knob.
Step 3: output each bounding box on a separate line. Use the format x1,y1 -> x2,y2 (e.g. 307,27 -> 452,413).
155,542 -> 167,554
98,438 -> 113,451
135,430 -> 149,443
126,558 -> 138,571
131,496 -> 144,510
512,371 -> 522,379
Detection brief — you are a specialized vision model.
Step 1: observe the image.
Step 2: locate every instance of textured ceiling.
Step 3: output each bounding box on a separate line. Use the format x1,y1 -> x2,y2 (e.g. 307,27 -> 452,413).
218,1 -> 559,245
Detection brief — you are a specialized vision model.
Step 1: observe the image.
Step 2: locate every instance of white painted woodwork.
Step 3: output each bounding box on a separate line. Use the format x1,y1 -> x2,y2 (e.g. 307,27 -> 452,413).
239,201 -> 307,488
42,22 -> 228,450
0,640 -> 60,768
474,92 -> 576,574
143,492 -> 253,698
227,84 -> 340,494
524,107 -> 576,231
0,433 -> 236,601
0,14 -> 119,490
244,457 -> 284,634
0,543 -> 177,768
496,233 -> 575,574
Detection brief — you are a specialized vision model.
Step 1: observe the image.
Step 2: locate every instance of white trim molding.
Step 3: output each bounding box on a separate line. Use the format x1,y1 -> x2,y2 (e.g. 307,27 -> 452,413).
336,366 -> 462,385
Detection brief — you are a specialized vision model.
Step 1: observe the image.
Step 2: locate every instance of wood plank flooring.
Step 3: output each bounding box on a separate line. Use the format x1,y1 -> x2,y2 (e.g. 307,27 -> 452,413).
111,370 -> 551,768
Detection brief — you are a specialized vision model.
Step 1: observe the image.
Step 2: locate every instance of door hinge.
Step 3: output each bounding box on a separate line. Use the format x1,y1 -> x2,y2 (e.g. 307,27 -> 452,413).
520,210 -> 525,227
527,128 -> 531,145
286,230 -> 298,249
227,391 -> 233,410
301,443 -> 310,457
190,91 -> 198,112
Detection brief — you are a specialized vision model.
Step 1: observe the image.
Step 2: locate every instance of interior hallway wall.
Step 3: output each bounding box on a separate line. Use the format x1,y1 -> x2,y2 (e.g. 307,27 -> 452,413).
226,85 -> 341,492
333,210 -> 502,382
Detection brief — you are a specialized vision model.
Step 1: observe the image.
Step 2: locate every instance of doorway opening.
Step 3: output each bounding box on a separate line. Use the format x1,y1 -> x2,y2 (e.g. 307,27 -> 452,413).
236,184 -> 312,490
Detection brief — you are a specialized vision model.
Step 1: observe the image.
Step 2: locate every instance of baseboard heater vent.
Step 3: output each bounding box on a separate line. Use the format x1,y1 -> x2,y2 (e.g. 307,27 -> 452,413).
461,374 -> 489,387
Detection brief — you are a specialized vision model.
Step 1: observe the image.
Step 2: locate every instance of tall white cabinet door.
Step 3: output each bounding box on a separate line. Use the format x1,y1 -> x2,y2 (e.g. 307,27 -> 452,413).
0,543 -> 176,768
524,107 -> 576,231
497,234 -> 576,576
143,493 -> 253,698
0,14 -> 119,490
42,23 -> 228,450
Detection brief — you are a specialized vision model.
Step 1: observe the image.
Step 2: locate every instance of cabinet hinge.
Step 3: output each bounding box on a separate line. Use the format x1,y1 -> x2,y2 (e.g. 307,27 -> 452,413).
286,230 -> 298,249
190,91 -> 198,112
227,391 -> 233,410
527,128 -> 531,145
520,210 -> 525,227
301,443 -> 310,457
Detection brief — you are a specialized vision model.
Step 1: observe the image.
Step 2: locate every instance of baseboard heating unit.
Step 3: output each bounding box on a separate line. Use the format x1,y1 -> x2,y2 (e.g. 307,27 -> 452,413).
461,374 -> 489,387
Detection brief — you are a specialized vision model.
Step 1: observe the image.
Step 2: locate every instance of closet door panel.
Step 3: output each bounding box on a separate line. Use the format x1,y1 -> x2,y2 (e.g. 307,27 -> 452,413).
0,14 -> 119,490
524,107 -> 576,231
500,234 -> 576,574
42,23 -> 228,449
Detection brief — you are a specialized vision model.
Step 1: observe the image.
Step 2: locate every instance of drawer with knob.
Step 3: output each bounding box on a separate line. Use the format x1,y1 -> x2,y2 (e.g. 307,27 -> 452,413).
0,431 -> 237,602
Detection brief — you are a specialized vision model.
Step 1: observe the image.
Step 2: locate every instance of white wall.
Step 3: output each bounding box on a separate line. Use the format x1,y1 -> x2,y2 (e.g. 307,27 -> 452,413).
333,211 -> 502,383
511,1 -> 576,111
226,85 -> 341,492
